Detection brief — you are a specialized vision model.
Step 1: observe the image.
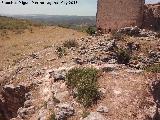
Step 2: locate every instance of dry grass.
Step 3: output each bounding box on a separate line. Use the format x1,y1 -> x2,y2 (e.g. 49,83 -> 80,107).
0,26 -> 86,70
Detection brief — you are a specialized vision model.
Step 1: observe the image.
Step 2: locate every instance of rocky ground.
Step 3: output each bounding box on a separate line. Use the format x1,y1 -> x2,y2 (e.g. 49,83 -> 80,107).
0,26 -> 160,120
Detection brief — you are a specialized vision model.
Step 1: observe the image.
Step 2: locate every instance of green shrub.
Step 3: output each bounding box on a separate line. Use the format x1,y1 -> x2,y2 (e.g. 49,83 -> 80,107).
86,26 -> 96,35
145,64 -> 160,73
66,68 -> 98,88
77,79 -> 99,107
56,46 -> 66,58
63,39 -> 78,49
116,49 -> 131,65
66,68 -> 100,107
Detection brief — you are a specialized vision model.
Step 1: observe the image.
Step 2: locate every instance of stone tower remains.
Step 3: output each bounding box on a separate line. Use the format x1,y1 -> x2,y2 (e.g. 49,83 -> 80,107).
96,0 -> 145,33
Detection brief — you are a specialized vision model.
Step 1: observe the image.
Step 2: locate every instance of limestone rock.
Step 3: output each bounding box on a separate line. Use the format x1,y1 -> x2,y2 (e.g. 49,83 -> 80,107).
38,108 -> 48,120
49,69 -> 66,81
83,112 -> 106,120
105,39 -> 116,51
17,106 -> 35,119
55,103 -> 75,120
24,100 -> 32,108
97,106 -> 109,113
100,64 -> 118,72
98,88 -> 107,94
118,26 -> 140,36
54,91 -> 70,102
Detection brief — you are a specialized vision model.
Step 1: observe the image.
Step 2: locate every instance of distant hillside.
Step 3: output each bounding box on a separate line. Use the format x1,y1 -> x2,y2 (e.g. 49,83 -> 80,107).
10,15 -> 96,26
0,16 -> 41,30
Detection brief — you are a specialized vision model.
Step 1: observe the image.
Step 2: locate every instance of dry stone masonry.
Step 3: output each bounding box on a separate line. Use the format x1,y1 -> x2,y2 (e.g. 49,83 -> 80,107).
97,0 -> 145,33
97,0 -> 160,33
143,3 -> 160,30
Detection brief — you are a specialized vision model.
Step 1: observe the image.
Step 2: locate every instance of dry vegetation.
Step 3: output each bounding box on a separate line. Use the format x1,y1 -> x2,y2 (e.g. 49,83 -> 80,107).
0,17 -> 86,70
0,16 -> 42,30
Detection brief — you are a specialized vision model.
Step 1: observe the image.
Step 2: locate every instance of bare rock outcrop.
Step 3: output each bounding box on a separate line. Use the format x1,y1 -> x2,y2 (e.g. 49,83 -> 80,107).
55,102 -> 75,120
82,112 -> 106,120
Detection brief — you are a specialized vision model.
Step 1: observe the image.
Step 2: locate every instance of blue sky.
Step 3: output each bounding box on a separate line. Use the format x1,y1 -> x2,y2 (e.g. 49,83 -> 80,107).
0,0 -> 159,16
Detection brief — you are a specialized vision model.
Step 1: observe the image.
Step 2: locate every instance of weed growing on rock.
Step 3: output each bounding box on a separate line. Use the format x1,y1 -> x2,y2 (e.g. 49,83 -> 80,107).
111,31 -> 124,40
63,39 -> 78,49
56,46 -> 66,58
82,110 -> 90,118
48,112 -> 56,120
145,64 -> 160,73
66,68 -> 100,107
116,49 -> 131,65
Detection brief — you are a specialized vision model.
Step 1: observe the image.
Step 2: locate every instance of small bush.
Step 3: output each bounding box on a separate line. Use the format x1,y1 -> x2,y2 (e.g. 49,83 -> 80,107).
48,112 -> 56,120
145,64 -> 160,73
111,31 -> 124,40
66,68 -> 98,88
63,39 -> 78,49
86,26 -> 96,35
56,47 -> 66,58
66,68 -> 100,107
77,79 -> 99,107
116,49 -> 131,65
82,110 -> 90,118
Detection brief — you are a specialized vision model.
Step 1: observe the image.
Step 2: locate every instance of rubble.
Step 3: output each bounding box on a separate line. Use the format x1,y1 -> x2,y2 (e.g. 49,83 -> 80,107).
118,26 -> 140,36
55,103 -> 75,120
118,26 -> 158,37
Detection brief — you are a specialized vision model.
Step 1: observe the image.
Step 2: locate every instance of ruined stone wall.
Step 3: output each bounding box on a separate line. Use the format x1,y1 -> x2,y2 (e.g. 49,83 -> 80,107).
143,3 -> 160,31
96,0 -> 145,33
1,85 -> 29,119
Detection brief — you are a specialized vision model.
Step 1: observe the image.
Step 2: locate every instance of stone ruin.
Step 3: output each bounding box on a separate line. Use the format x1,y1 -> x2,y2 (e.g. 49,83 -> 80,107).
97,0 -> 160,33
144,3 -> 160,31
0,85 -> 29,120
